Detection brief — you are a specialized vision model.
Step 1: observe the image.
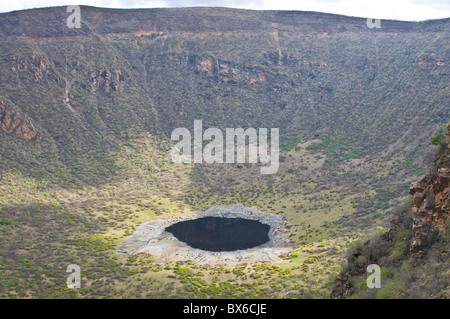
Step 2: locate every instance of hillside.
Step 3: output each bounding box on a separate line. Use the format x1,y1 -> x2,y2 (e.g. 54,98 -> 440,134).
0,6 -> 449,299
331,124 -> 449,299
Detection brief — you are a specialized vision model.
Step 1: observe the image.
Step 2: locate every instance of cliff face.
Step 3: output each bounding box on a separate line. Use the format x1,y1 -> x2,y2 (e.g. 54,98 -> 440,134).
0,99 -> 43,141
0,6 -> 432,39
409,124 -> 450,256
0,7 -> 448,173
331,125 -> 450,299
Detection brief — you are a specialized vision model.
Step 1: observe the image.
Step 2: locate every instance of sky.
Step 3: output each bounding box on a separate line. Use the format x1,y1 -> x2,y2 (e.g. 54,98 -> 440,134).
1,0 -> 450,21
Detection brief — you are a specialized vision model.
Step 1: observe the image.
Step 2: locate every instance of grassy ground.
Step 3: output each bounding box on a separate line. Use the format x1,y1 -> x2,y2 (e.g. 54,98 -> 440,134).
0,130 -> 401,299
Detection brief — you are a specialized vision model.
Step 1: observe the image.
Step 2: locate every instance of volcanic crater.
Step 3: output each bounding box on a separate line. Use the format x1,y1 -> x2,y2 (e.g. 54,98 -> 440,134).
116,205 -> 292,265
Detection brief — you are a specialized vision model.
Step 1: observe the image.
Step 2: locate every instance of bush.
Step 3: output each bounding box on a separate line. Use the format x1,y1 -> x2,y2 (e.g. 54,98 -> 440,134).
376,280 -> 403,299
431,133 -> 443,146
427,229 -> 442,247
0,218 -> 12,225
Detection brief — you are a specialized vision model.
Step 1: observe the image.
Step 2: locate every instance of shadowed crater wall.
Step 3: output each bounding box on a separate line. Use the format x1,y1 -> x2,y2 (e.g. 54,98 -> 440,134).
165,216 -> 270,252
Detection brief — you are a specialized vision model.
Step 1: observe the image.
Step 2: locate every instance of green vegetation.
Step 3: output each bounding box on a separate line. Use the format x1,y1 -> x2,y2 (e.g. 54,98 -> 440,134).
0,6 -> 448,299
336,199 -> 449,299
306,137 -> 363,161
431,133 -> 444,146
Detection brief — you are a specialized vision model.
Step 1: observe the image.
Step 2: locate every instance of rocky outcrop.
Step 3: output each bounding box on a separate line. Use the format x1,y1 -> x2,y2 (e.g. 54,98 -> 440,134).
330,232 -> 392,299
219,63 -> 266,85
330,247 -> 364,299
195,56 -> 266,85
409,124 -> 450,256
89,68 -> 123,93
196,57 -> 214,77
331,125 -> 450,298
10,53 -> 48,82
0,99 -> 43,141
415,55 -> 446,72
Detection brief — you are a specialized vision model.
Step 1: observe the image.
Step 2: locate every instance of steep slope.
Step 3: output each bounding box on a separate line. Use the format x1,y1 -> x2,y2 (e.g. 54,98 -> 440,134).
0,7 -> 448,232
331,123 -> 449,299
409,126 -> 450,256
0,98 -> 43,141
0,6 -> 449,298
0,7 -> 448,183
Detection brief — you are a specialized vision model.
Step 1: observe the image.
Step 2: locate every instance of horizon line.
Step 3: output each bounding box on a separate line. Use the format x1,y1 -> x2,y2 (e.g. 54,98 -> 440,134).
1,5 -> 449,22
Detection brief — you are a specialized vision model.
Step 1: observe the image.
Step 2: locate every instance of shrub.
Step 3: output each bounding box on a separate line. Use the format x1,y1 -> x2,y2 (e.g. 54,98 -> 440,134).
431,133 -> 443,146
427,229 -> 442,247
376,280 -> 403,299
0,218 -> 12,225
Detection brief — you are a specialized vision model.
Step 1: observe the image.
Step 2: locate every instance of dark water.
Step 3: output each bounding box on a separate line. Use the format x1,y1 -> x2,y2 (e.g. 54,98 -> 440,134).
165,217 -> 270,252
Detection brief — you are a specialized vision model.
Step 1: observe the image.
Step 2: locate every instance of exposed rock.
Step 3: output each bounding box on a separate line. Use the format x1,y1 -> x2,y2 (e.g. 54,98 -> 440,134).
196,57 -> 213,77
218,63 -> 240,82
415,55 -> 446,72
0,99 -> 43,141
195,56 -> 266,85
11,53 -> 48,82
220,63 -> 266,85
331,124 -> 450,298
330,231 -> 391,299
330,273 -> 353,299
89,68 -> 123,93
408,123 -> 450,256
